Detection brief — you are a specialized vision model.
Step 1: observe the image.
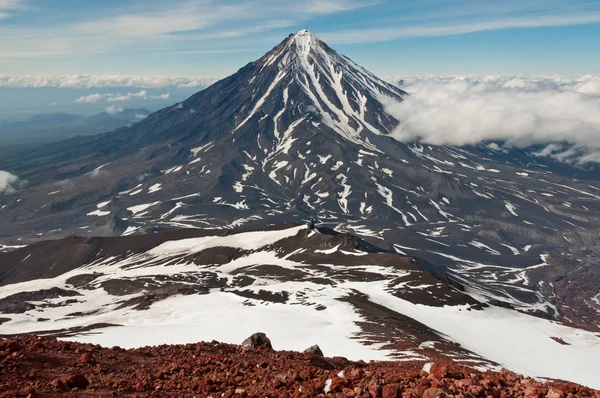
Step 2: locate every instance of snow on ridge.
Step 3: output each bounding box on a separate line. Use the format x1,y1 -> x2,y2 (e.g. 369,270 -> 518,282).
148,183 -> 162,194
315,244 -> 340,254
148,224 -> 306,256
239,29 -> 404,152
359,280 -> 600,389
87,209 -> 110,217
127,202 -> 160,216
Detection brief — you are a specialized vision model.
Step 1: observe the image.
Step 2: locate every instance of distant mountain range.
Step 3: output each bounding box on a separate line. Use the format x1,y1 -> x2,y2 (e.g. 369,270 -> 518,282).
0,108 -> 151,150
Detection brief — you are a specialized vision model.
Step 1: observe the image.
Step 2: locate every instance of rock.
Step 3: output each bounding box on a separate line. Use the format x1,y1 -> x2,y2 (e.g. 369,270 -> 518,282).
382,383 -> 403,398
429,364 -> 448,379
66,373 -> 89,389
422,388 -> 447,398
446,370 -> 465,380
4,340 -> 22,353
1,335 -> 598,397
308,355 -> 342,370
304,344 -> 324,356
50,378 -> 68,392
332,356 -> 350,367
79,352 -> 95,364
26,369 -> 37,379
524,387 -> 543,398
343,387 -> 357,397
18,387 -> 36,398
368,379 -> 382,398
241,332 -> 272,349
330,376 -> 348,392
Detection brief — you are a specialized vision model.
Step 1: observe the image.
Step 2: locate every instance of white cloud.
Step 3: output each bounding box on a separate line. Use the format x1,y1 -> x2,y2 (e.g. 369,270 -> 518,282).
0,0 -> 374,59
322,10 -> 600,43
0,170 -> 19,194
75,93 -> 111,103
0,74 -> 217,89
297,0 -> 377,14
385,75 -> 600,164
0,0 -> 24,8
0,0 -> 25,11
107,90 -> 148,102
74,90 -> 172,104
0,0 -> 26,19
105,105 -> 123,115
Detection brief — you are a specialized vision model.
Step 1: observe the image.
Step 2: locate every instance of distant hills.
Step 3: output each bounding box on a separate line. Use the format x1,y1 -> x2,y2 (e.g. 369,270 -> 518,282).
0,108 -> 151,153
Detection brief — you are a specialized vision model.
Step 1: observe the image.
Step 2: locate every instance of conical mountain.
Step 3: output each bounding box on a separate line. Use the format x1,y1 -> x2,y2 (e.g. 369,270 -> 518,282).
103,28 -> 406,152
4,29 -> 421,233
3,30 -> 600,332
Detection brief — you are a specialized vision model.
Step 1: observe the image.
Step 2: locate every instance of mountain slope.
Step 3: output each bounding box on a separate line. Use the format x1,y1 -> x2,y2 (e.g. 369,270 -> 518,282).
0,30 -> 599,332
1,223 -> 599,388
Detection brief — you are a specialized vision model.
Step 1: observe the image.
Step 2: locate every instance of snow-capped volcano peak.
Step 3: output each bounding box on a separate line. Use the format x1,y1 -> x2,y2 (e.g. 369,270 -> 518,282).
233,29 -> 407,147
292,28 -> 315,38
288,28 -> 319,51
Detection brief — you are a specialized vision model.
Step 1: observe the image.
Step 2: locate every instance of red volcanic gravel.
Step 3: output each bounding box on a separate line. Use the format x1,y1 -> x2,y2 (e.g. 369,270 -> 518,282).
1,335 -> 599,397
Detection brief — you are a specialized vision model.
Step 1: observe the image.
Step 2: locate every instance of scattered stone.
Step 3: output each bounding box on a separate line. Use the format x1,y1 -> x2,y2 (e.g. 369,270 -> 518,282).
308,355 -> 342,370
525,386 -> 544,398
303,344 -> 324,356
430,363 -> 448,379
3,340 -> 22,353
368,379 -> 382,398
423,388 -> 447,398
547,388 -> 566,398
241,332 -> 273,349
50,378 -> 68,392
382,383 -> 403,398
66,373 -> 89,389
0,335 -> 597,397
79,352 -> 95,364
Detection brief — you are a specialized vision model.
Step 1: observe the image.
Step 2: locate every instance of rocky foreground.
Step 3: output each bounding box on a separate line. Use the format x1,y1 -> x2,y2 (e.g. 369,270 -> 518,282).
0,335 -> 598,398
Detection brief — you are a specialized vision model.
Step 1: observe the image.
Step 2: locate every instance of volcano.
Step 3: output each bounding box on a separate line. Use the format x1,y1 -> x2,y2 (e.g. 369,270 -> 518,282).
1,30 -> 600,344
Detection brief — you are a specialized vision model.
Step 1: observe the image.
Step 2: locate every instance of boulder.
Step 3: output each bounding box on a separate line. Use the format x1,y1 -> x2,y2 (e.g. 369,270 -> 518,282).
308,355 -> 342,370
429,364 -> 448,379
303,345 -> 324,356
382,383 -> 403,398
50,378 -> 68,392
66,373 -> 89,390
241,332 -> 272,349
367,379 -> 381,398
547,389 -> 566,398
422,388 -> 447,398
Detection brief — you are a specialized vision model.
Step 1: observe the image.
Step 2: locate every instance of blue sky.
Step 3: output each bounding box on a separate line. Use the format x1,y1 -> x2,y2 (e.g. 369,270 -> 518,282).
1,0 -> 600,77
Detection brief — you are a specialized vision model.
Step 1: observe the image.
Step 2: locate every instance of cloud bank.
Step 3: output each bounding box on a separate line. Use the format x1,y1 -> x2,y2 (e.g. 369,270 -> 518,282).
0,75 -> 217,89
0,171 -> 19,194
385,75 -> 600,164
0,0 -> 25,19
105,105 -> 124,115
74,90 -> 171,104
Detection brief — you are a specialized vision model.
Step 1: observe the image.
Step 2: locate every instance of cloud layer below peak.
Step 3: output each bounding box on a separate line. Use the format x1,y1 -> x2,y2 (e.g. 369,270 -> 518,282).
0,75 -> 217,89
74,90 -> 171,104
385,75 -> 600,164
